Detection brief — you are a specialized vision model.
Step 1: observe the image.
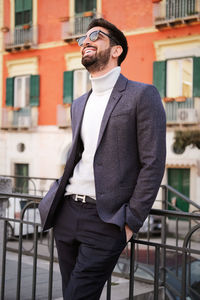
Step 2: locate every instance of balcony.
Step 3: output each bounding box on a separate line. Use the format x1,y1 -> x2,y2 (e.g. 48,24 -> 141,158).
154,0 -> 200,29
164,97 -> 200,124
61,11 -> 100,42
57,104 -> 71,128
4,25 -> 38,52
1,107 -> 38,129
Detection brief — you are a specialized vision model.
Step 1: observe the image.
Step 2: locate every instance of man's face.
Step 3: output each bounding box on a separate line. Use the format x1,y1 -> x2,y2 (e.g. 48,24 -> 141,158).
81,26 -> 113,73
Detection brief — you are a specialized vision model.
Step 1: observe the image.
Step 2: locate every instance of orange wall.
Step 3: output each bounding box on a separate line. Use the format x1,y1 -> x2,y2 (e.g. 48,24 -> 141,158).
4,0 -> 10,28
38,0 -> 69,44
102,0 -> 154,31
2,0 -> 200,126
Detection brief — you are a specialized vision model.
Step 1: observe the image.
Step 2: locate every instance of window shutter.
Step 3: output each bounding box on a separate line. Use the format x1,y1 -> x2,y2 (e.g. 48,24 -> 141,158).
6,78 -> 14,106
153,61 -> 166,98
193,57 -> 200,97
15,0 -> 24,13
30,75 -> 40,106
24,0 -> 32,11
63,71 -> 73,103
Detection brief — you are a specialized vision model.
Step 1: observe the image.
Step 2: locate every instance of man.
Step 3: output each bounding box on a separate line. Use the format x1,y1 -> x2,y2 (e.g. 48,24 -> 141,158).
39,18 -> 166,300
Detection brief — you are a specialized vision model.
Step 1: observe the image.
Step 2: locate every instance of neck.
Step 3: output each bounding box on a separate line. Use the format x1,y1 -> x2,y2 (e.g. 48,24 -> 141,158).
90,62 -> 118,78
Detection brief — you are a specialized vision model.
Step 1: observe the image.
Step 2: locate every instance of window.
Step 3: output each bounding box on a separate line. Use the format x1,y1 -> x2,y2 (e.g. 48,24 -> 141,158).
167,58 -> 192,98
14,163 -> 29,193
153,57 -> 200,98
14,76 -> 30,108
15,0 -> 32,26
63,69 -> 91,103
6,75 -> 40,107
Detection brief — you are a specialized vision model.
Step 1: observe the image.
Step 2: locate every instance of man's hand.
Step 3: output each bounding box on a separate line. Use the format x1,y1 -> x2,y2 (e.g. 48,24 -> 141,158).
125,224 -> 133,242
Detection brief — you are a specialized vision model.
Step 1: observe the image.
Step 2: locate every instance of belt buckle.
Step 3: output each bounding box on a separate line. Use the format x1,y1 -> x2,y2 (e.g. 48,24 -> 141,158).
75,194 -> 86,203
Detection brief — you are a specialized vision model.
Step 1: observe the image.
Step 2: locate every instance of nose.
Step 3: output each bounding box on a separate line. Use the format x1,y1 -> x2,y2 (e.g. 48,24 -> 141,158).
82,34 -> 91,47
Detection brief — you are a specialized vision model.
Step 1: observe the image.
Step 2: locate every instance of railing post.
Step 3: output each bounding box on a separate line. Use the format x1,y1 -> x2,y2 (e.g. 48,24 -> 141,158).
129,239 -> 135,300
160,185 -> 167,293
0,221 -> 7,300
0,177 -> 12,298
48,229 -> 54,300
154,245 -> 160,300
106,276 -> 111,300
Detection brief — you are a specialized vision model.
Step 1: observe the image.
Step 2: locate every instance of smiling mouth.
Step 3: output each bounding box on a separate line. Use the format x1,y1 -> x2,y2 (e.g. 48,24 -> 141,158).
83,47 -> 96,56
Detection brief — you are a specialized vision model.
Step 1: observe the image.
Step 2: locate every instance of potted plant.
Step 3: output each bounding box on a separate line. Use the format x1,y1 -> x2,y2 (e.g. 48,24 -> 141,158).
1,26 -> 9,33
83,11 -> 94,17
23,24 -> 30,30
163,97 -> 174,103
175,96 -> 186,102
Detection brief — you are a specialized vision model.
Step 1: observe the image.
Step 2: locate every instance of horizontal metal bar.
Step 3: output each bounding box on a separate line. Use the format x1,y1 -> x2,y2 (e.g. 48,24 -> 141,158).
0,174 -> 57,181
0,192 -> 42,201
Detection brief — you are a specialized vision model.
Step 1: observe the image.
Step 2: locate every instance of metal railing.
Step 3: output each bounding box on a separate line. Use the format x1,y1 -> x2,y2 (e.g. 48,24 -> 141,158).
1,107 -> 38,130
164,98 -> 195,124
4,25 -> 38,51
62,12 -> 100,41
154,0 -> 200,28
0,175 -> 56,196
0,184 -> 200,299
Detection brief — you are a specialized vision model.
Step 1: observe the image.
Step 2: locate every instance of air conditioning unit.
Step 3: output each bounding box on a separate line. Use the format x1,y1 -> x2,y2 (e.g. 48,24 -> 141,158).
177,108 -> 199,124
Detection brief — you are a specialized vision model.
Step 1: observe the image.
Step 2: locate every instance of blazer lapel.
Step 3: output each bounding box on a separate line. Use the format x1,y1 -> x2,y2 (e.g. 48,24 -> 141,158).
96,74 -> 128,149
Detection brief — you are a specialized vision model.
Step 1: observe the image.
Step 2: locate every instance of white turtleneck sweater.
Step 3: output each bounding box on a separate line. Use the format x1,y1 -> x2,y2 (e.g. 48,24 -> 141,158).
66,66 -> 121,199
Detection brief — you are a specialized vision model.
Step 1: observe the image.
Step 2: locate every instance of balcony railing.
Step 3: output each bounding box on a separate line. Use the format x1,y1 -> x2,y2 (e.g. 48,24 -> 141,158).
62,12 -> 100,41
154,0 -> 200,28
164,97 -> 200,124
4,25 -> 38,52
57,104 -> 71,128
1,107 -> 38,129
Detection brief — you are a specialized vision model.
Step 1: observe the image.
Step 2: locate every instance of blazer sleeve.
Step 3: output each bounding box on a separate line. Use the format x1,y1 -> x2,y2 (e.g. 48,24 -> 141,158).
125,85 -> 166,232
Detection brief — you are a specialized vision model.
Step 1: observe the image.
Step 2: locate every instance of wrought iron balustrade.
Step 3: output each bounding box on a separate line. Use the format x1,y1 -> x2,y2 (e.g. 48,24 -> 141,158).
0,184 -> 200,299
62,12 -> 100,41
1,107 -> 38,130
154,0 -> 200,28
4,25 -> 38,51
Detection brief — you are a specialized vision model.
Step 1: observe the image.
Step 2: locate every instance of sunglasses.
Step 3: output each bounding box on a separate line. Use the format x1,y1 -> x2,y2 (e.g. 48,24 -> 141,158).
77,30 -> 118,47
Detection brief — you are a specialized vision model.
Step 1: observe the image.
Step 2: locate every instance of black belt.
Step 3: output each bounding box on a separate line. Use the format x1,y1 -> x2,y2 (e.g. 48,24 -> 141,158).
70,194 -> 96,204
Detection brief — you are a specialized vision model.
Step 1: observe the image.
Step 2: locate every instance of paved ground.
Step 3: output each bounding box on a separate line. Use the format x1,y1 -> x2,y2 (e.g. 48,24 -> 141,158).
3,251 -> 155,300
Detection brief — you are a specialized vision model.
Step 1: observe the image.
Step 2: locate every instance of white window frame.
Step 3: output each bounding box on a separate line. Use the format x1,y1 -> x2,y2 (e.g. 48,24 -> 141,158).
166,57 -> 193,98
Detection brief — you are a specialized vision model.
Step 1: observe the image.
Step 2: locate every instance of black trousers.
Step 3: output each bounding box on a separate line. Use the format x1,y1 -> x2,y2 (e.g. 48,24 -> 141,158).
53,196 -> 127,300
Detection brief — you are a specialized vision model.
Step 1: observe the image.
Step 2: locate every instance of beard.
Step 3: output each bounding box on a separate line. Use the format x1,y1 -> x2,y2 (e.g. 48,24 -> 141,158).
82,46 -> 111,73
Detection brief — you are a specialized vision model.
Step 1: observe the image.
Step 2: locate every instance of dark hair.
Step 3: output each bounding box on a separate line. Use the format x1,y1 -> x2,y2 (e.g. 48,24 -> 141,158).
87,18 -> 128,66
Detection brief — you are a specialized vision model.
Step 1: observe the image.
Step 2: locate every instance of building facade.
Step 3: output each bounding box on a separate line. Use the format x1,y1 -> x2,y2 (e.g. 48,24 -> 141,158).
0,0 -> 200,208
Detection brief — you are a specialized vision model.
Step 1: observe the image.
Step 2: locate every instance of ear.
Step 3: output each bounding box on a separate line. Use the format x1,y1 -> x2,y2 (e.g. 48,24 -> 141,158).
111,45 -> 123,59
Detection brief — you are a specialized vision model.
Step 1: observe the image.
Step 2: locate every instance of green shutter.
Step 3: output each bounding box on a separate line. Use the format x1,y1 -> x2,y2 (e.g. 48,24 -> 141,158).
24,0 -> 32,11
193,57 -> 200,97
15,0 -> 32,12
153,61 -> 166,98
6,78 -> 14,106
63,71 -> 73,104
15,0 -> 24,13
75,0 -> 96,14
30,75 -> 40,106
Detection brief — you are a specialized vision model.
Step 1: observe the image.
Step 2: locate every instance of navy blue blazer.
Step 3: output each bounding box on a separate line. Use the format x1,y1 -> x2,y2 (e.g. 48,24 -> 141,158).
39,74 -> 166,232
